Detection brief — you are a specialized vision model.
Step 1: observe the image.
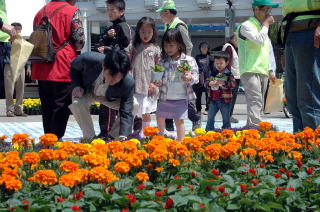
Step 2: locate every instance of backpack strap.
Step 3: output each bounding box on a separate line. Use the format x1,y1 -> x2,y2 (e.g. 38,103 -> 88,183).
49,4 -> 69,19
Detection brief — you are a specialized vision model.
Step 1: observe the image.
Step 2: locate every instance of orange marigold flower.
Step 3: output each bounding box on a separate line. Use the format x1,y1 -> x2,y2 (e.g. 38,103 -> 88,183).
12,133 -> 32,147
53,150 -> 69,161
0,135 -> 7,141
60,161 -> 80,172
204,143 -> 221,160
143,126 -> 159,137
123,140 -> 138,153
221,129 -> 234,139
89,167 -> 119,184
175,144 -> 191,157
169,159 -> 180,167
259,122 -> 272,131
114,161 -> 131,174
39,149 -> 55,161
264,154 -> 274,163
2,151 -> 23,169
150,148 -> 168,162
59,141 -> 77,154
83,153 -> 110,168
155,167 -> 164,172
28,170 -> 57,186
124,155 -> 142,168
1,168 -> 19,178
22,152 -> 40,165
59,169 -> 88,187
288,151 -> 303,160
74,143 -> 91,156
39,133 -> 58,147
242,148 -> 257,157
106,141 -> 124,154
136,172 -> 149,182
0,176 -> 22,190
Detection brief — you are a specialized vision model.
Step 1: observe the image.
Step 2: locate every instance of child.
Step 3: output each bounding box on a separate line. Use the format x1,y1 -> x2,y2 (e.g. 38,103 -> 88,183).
128,17 -> 161,136
97,0 -> 134,139
156,28 -> 199,141
205,51 -> 236,131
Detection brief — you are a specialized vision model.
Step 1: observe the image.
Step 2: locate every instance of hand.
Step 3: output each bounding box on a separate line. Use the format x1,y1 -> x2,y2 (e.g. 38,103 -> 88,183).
26,68 -> 31,77
148,83 -> 157,96
153,81 -> 162,87
314,26 -> 320,48
107,29 -> 116,38
269,71 -> 276,83
1,24 -> 16,37
97,46 -> 105,53
263,16 -> 275,27
182,71 -> 192,82
72,86 -> 84,98
209,81 -> 217,87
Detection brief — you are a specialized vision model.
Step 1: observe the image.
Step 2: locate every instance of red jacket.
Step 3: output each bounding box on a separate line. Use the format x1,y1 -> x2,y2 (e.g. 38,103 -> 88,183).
31,1 -> 78,82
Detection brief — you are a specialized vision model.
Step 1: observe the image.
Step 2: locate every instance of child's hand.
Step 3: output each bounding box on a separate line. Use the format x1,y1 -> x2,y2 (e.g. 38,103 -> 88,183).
107,29 -> 116,38
182,71 -> 192,82
153,81 -> 162,87
148,83 -> 157,96
209,81 -> 217,87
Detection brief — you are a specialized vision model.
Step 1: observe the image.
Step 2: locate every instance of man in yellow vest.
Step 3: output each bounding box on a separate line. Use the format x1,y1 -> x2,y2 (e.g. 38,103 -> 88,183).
0,0 -> 16,99
156,0 -> 193,55
237,0 -> 277,128
282,0 -> 320,132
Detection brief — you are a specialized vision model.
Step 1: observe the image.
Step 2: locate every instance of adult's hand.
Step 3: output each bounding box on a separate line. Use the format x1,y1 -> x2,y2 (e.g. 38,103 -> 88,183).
314,26 -> 320,48
269,71 -> 276,83
72,86 -> 84,98
1,23 -> 16,37
263,16 -> 275,27
107,29 -> 116,38
26,68 -> 31,77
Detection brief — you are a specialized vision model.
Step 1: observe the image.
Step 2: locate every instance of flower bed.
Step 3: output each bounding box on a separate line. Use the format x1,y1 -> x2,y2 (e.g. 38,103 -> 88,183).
0,123 -> 320,211
22,99 -> 101,115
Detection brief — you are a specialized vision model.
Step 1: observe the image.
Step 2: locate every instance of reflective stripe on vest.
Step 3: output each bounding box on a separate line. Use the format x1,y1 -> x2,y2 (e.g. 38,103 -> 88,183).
164,17 -> 188,31
237,17 -> 270,76
0,0 -> 10,42
283,0 -> 320,21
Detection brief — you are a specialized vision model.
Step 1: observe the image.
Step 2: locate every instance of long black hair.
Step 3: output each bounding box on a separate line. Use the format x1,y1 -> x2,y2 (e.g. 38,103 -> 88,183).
161,28 -> 186,58
133,17 -> 157,48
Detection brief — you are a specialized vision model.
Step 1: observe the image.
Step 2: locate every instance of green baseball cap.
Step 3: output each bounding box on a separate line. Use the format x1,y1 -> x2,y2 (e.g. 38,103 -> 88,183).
252,0 -> 279,8
156,0 -> 176,13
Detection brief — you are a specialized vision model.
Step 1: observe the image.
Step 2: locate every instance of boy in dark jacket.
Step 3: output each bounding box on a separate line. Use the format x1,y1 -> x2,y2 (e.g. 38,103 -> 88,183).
96,0 -> 135,139
205,51 -> 236,131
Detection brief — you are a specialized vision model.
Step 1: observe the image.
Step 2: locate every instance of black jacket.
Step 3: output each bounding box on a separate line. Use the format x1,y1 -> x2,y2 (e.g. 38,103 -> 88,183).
70,51 -> 135,137
0,17 -> 3,29
99,16 -> 133,50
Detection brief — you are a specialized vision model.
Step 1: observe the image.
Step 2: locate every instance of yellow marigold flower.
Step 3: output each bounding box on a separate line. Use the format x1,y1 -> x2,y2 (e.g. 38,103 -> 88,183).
143,126 -> 159,137
136,172 -> 149,182
39,149 -> 55,161
288,151 -> 303,160
169,159 -> 180,167
12,144 -> 22,150
1,176 -> 22,190
129,139 -> 140,145
264,154 -> 274,163
114,161 -> 130,174
28,170 -> 57,186
54,142 -> 63,148
259,122 -> 272,131
22,152 -> 40,165
89,167 -> 119,184
60,161 -> 80,172
194,128 -> 206,136
204,143 -> 221,161
155,167 -> 164,172
39,133 -> 58,147
206,131 -> 216,134
91,138 -> 105,145
12,133 -> 32,147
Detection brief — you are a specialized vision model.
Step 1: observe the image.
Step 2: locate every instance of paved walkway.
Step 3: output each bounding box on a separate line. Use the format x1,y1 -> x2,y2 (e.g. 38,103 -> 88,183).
0,99 -> 293,141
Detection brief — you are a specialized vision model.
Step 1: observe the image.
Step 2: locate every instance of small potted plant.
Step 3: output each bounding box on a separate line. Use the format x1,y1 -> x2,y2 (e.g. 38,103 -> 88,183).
177,60 -> 191,80
150,64 -> 165,82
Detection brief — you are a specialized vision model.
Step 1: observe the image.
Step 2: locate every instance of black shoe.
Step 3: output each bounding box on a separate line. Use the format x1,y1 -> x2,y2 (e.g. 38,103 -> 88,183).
230,117 -> 239,123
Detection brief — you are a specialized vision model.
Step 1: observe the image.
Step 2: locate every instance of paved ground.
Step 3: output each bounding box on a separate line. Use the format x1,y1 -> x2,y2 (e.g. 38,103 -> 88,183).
0,95 -> 293,141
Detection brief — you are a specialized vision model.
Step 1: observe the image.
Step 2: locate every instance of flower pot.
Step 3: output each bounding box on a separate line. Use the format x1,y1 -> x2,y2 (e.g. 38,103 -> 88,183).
151,71 -> 164,82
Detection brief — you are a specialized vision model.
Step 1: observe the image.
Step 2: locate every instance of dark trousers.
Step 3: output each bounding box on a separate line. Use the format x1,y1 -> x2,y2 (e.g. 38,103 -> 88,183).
0,42 -> 5,99
98,104 -> 118,137
230,79 -> 240,116
38,80 -> 72,139
194,87 -> 208,112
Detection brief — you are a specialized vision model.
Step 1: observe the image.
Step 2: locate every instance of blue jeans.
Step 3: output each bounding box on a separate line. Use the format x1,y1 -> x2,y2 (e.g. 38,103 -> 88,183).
205,99 -> 231,131
285,28 -> 320,133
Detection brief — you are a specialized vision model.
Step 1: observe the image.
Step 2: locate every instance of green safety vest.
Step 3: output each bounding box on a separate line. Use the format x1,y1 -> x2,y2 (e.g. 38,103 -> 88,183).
0,0 -> 9,42
283,0 -> 320,21
164,17 -> 188,31
237,17 -> 270,76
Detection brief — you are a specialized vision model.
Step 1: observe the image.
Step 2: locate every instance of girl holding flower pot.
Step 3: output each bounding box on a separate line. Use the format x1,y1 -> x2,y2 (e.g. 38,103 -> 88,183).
156,28 -> 199,141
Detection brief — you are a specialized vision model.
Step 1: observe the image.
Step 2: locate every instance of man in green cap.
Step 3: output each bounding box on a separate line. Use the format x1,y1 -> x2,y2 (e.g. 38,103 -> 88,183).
282,1 -> 320,132
237,0 -> 277,128
156,0 -> 193,55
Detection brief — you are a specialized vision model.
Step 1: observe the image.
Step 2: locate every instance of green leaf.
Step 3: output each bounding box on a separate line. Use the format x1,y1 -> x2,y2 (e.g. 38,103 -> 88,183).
139,201 -> 161,209
84,190 -> 104,200
287,179 -> 302,188
263,175 -> 276,186
267,202 -> 284,210
170,195 -> 187,207
211,203 -> 226,212
136,209 -> 158,212
114,179 -> 133,191
253,203 -> 270,211
314,177 -> 320,184
169,179 -> 185,185
83,183 -> 104,191
222,175 -> 235,187
186,195 -> 202,203
50,185 -> 71,197
227,203 -> 240,210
